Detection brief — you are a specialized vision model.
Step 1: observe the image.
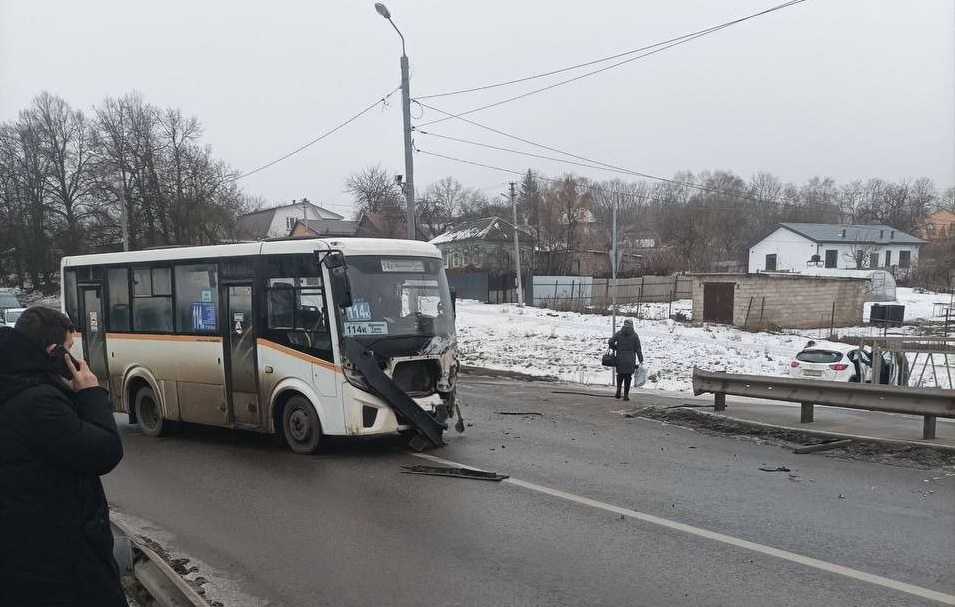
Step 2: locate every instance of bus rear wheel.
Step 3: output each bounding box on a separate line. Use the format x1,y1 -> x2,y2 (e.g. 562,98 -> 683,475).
134,386 -> 174,437
282,395 -> 322,454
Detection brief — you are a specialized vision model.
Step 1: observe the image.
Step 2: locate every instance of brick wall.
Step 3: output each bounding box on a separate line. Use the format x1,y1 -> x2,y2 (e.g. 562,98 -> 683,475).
691,274 -> 866,329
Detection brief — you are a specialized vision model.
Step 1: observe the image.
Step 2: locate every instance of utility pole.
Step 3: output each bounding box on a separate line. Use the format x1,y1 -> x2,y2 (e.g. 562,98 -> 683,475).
400,53 -> 415,240
302,197 -> 310,235
119,176 -> 129,252
375,3 -> 415,240
510,182 -> 524,306
610,195 -> 618,386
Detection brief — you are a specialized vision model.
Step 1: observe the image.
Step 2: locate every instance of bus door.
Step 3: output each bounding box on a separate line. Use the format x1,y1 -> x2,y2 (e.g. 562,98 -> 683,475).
78,284 -> 109,383
224,283 -> 261,427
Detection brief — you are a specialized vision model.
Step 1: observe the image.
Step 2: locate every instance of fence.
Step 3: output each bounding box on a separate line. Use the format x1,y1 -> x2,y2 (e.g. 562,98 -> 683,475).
447,271 -> 533,305
532,275 -> 692,313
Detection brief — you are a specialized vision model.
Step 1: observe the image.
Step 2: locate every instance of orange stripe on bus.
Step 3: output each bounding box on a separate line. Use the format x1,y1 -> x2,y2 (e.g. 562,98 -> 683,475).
256,339 -> 341,372
106,333 -> 223,343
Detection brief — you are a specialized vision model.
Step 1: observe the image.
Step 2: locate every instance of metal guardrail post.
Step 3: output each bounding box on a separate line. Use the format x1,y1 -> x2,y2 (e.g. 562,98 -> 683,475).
800,403 -> 814,423
924,415 -> 937,440
714,392 -> 726,411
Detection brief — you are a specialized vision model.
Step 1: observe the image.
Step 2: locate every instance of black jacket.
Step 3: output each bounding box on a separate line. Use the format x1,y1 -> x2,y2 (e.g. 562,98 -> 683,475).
609,325 -> 643,375
0,327 -> 127,607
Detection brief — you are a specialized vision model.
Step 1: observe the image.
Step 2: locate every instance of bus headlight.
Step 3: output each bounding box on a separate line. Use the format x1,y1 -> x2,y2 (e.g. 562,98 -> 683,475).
341,355 -> 370,391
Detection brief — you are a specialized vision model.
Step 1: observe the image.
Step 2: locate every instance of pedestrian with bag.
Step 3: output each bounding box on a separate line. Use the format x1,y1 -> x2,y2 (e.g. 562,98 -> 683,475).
608,318 -> 644,401
0,306 -> 128,607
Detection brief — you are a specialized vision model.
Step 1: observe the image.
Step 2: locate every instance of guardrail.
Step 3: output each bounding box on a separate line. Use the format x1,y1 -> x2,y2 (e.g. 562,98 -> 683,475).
692,368 -> 955,440
112,517 -> 207,607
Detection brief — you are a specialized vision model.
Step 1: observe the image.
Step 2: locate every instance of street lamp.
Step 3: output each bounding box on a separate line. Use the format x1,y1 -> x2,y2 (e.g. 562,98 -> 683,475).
374,2 -> 416,240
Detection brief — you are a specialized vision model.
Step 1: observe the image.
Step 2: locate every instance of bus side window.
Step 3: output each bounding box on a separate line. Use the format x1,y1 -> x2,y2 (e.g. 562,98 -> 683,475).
107,268 -> 130,332
268,282 -> 295,329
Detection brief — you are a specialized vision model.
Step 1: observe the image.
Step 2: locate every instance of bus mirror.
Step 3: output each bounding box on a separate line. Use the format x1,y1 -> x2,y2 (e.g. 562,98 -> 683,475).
449,287 -> 457,318
323,251 -> 346,269
329,266 -> 352,309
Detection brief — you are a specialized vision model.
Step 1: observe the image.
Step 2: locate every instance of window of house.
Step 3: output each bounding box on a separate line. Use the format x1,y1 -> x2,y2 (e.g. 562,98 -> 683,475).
884,250 -> 892,267
899,250 -> 911,268
286,217 -> 297,231
824,250 -> 838,268
175,264 -> 219,333
869,252 -> 879,268
132,267 -> 173,332
107,268 -> 130,332
764,254 -> 777,272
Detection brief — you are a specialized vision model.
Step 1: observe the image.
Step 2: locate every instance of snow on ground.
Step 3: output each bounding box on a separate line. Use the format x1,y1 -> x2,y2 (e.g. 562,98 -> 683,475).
862,287 -> 953,322
456,288 -> 954,392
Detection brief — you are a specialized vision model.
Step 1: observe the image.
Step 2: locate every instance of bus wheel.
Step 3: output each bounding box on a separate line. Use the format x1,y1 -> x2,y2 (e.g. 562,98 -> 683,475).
134,386 -> 173,438
282,396 -> 322,454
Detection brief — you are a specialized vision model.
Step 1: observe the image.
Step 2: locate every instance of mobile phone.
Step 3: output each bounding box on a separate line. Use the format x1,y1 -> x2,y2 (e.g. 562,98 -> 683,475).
51,345 -> 79,379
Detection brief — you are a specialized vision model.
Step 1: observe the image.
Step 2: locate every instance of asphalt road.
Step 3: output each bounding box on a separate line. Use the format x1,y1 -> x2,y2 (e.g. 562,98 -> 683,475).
104,378 -> 955,607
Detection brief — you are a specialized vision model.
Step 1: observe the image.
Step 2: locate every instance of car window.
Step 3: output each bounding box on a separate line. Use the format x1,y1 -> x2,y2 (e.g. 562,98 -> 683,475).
795,350 -> 843,364
0,294 -> 19,308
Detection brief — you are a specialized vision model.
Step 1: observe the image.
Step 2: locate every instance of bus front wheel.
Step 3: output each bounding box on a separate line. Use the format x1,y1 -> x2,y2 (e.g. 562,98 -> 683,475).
134,386 -> 175,438
282,395 -> 322,454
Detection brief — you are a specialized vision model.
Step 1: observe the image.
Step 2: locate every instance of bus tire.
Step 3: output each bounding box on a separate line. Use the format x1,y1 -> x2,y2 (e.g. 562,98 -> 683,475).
281,395 -> 322,454
134,386 -> 174,438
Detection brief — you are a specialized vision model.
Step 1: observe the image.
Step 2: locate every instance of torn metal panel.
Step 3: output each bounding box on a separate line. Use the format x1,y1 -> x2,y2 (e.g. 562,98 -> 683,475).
344,339 -> 446,449
400,465 -> 509,481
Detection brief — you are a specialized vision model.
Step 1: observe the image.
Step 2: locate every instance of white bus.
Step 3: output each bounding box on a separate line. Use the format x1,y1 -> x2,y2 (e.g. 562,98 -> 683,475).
61,238 -> 459,453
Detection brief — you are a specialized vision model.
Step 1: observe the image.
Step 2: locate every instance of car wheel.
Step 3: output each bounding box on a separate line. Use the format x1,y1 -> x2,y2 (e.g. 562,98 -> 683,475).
281,395 -> 322,454
135,386 -> 175,437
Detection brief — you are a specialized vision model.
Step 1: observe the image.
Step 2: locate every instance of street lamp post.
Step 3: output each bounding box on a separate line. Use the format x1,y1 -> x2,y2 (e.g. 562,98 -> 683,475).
375,3 -> 416,240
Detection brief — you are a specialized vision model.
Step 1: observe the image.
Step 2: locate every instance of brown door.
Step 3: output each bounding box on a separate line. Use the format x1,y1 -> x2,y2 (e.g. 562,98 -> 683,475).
703,282 -> 735,324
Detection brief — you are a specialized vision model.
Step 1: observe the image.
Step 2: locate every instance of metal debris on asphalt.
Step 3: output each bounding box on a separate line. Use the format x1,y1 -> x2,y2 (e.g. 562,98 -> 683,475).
494,411 -> 543,416
793,439 -> 853,455
400,465 -> 509,481
759,466 -> 792,472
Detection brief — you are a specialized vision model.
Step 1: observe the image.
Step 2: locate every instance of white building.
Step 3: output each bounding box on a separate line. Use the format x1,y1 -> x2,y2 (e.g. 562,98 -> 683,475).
748,223 -> 925,274
237,200 -> 344,240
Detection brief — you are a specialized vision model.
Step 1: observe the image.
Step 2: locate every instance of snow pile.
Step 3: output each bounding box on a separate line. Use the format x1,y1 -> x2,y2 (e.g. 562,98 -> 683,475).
455,287 -> 954,392
455,302 -> 799,391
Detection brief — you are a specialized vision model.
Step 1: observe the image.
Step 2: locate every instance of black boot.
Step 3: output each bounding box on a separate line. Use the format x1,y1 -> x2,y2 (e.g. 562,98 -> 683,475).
615,390 -> 621,399
623,392 -> 630,401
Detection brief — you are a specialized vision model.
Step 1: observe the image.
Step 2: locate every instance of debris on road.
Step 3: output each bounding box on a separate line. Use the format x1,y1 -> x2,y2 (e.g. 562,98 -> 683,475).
494,411 -> 543,416
793,439 -> 853,454
759,466 -> 792,472
400,465 -> 509,481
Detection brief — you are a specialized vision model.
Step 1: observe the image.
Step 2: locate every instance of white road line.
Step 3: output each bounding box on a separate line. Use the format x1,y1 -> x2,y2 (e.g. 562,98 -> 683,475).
412,452 -> 955,606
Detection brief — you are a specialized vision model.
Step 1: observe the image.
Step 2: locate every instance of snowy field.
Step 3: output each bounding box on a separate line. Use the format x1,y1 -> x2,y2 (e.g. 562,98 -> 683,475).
456,288 -> 954,392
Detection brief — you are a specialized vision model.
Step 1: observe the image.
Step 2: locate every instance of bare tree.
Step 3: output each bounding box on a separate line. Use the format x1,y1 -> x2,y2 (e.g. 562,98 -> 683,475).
345,164 -> 403,216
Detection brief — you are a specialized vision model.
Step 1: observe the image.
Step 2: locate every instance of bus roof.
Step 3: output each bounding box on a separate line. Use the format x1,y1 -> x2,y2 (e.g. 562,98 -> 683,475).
62,238 -> 442,267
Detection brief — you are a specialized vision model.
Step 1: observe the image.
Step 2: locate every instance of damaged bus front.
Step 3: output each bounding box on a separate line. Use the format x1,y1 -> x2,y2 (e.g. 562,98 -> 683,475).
330,250 -> 460,449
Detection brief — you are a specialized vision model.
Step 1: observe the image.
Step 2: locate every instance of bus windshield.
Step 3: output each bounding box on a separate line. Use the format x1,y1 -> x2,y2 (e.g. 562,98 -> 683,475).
340,256 -> 454,348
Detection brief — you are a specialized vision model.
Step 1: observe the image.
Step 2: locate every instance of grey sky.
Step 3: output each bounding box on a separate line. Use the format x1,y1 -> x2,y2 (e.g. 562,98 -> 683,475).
2,0 -> 952,217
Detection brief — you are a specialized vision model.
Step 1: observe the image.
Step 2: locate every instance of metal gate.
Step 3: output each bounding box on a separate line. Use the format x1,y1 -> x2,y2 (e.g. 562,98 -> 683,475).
703,282 -> 735,324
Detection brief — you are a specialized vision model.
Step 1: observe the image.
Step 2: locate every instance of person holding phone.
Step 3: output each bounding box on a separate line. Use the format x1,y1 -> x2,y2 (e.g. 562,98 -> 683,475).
0,306 -> 127,607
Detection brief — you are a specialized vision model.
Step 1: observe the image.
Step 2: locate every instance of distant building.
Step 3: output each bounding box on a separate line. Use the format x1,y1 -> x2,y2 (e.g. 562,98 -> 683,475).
289,219 -> 359,239
429,217 -> 535,271
748,223 -> 925,274
920,210 -> 955,240
237,201 -> 343,240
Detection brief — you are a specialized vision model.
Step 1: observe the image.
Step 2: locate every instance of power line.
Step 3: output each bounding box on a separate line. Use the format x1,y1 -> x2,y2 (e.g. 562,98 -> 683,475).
415,146 -> 843,216
414,0 -> 806,126
414,101 -> 844,214
235,87 -> 400,181
418,0 -> 804,101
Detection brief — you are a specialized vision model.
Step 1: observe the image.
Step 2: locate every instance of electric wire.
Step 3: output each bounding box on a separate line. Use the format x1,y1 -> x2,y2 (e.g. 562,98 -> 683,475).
235,86 -> 400,181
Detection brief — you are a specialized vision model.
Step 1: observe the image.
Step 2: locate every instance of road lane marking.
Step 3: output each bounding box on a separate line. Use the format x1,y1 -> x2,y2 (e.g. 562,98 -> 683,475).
412,452 -> 955,605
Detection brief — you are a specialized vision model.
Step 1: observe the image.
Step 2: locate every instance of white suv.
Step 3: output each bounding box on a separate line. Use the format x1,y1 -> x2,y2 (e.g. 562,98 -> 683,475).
789,342 -> 871,383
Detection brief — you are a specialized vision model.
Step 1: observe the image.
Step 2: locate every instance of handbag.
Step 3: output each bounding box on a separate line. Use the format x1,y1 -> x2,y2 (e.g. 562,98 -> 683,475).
601,349 -> 617,367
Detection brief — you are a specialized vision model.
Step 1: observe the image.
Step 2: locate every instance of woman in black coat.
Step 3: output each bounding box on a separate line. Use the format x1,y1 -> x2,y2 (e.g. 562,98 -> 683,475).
608,318 -> 644,401
0,308 -> 127,607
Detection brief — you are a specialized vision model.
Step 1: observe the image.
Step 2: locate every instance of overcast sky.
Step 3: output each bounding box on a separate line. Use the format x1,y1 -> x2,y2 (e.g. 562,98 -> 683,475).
2,0 -> 953,216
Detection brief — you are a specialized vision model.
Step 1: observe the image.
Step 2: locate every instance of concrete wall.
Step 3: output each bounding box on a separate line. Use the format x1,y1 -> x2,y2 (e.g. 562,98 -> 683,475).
748,227 -> 920,273
691,274 -> 867,330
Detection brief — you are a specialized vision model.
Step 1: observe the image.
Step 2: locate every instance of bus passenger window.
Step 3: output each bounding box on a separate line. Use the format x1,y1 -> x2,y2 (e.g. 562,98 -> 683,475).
107,268 -> 130,332
132,266 -> 174,333
174,263 -> 219,333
